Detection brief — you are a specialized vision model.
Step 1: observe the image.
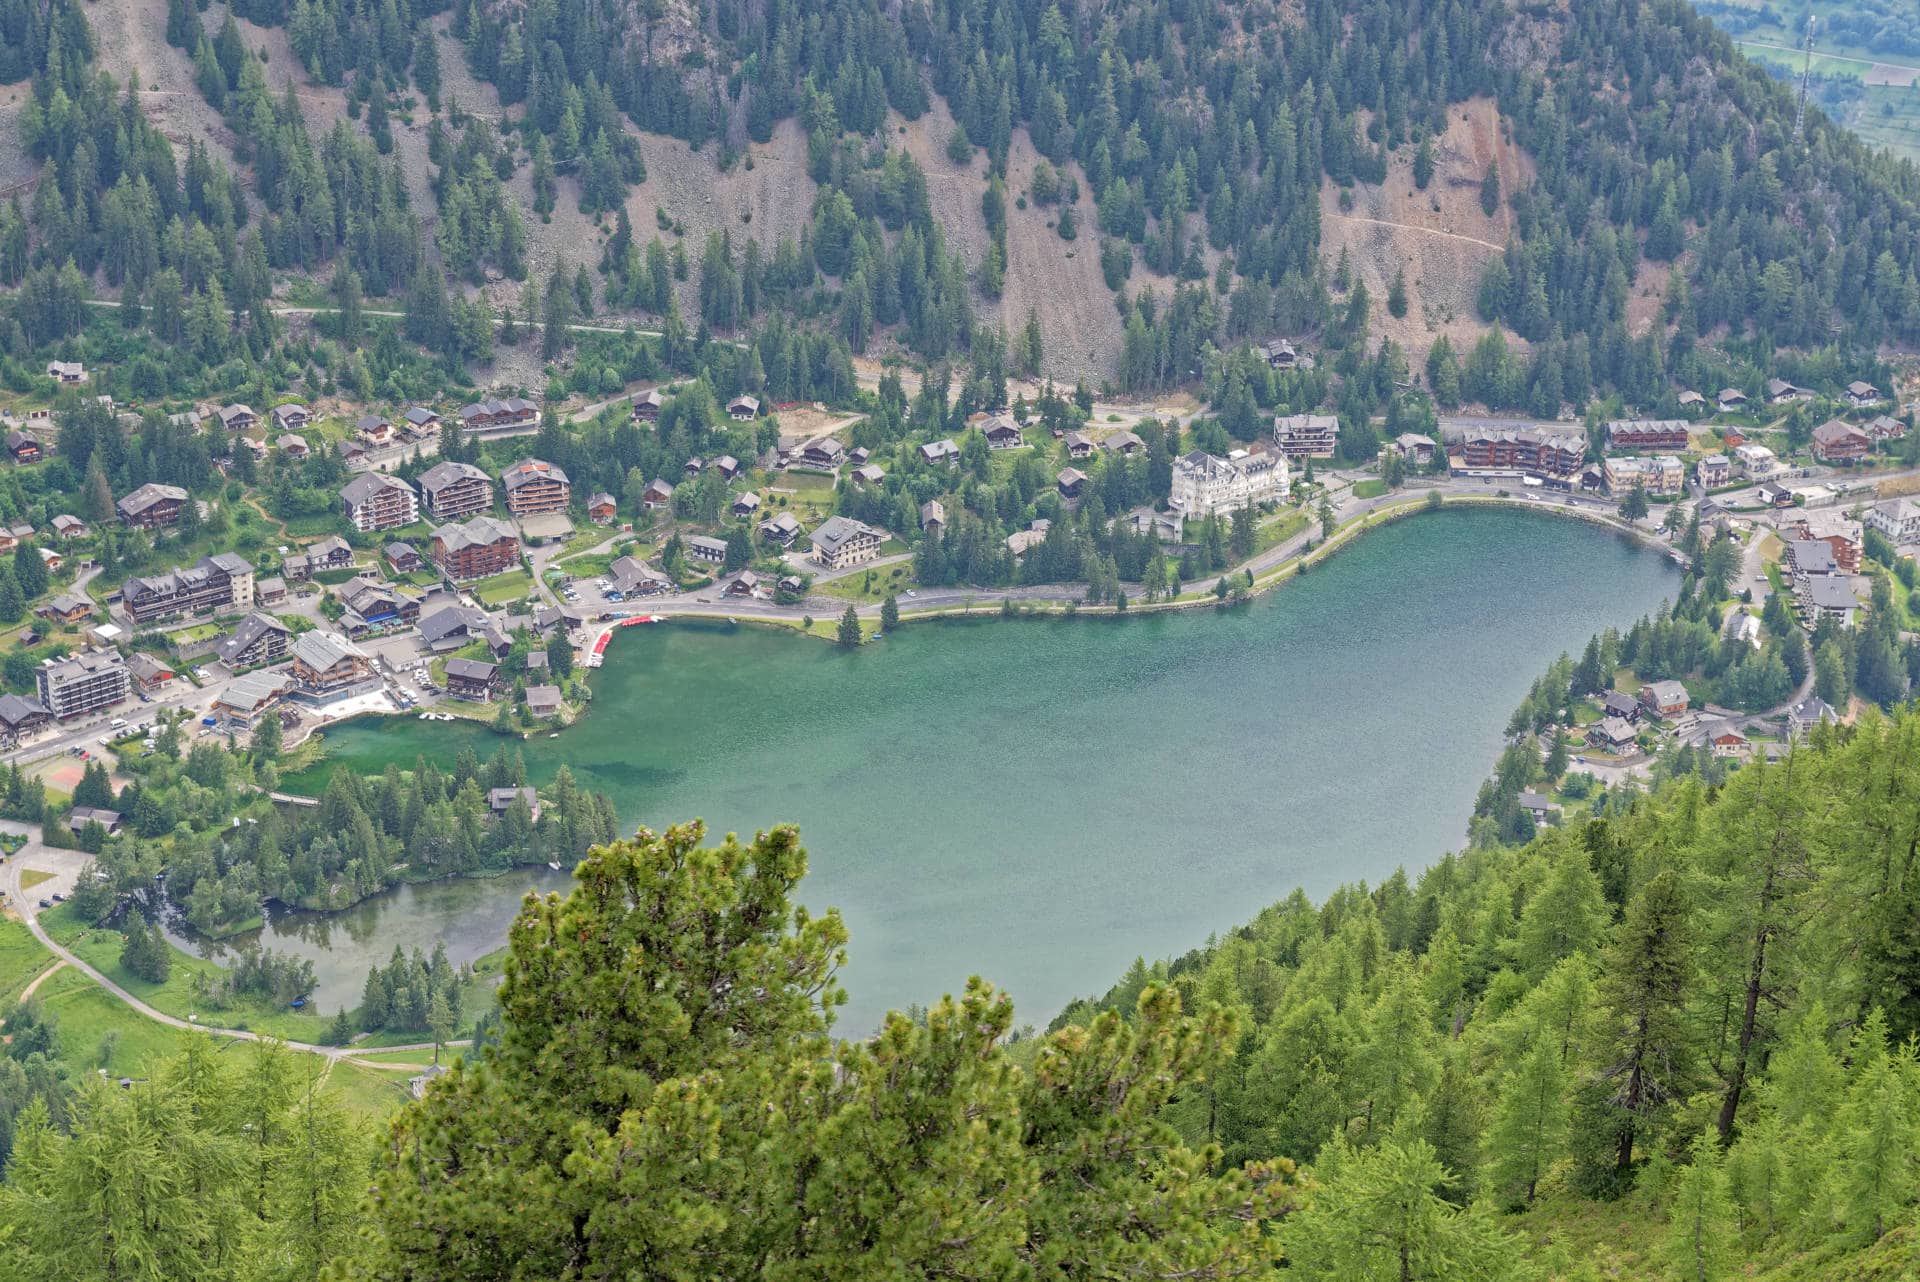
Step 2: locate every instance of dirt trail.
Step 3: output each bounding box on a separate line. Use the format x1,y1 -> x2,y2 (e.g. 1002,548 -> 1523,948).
1322,213 -> 1505,253
16,959 -> 65,1003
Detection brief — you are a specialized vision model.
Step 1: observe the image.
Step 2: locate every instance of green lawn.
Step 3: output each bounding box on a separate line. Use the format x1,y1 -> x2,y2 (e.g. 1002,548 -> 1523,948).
811,561 -> 916,604
1351,479 -> 1389,499
322,1060 -> 419,1121
473,569 -> 536,605
33,965 -> 197,1078
39,903 -> 337,1042
0,917 -> 55,1005
19,868 -> 55,891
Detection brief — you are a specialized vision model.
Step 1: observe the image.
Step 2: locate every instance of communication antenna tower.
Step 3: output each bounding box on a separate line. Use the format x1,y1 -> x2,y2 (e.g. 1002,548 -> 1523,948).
1793,13 -> 1816,140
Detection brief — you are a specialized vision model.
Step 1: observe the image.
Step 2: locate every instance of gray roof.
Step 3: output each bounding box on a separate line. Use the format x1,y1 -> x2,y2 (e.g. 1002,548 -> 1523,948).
341,472 -> 415,505
525,684 -> 563,712
0,693 -> 51,726
207,551 -> 254,576
809,515 -> 879,555
216,612 -> 292,665
488,786 -> 538,811
445,657 -> 498,681
290,630 -> 364,675
117,483 -> 189,516
502,458 -> 569,491
418,603 -> 492,644
432,515 -> 519,553
419,461 -> 491,496
1786,540 -> 1838,574
1805,577 -> 1857,610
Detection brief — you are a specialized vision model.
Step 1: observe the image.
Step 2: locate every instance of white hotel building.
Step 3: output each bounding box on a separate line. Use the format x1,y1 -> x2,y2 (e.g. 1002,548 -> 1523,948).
1168,449 -> 1290,518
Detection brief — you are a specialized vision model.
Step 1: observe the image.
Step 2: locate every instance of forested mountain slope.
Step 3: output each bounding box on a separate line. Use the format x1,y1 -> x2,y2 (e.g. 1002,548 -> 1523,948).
1,0 -> 1917,389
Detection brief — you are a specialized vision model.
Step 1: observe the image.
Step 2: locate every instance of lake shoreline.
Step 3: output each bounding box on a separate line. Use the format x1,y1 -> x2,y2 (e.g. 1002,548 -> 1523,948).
286,493 -> 1680,775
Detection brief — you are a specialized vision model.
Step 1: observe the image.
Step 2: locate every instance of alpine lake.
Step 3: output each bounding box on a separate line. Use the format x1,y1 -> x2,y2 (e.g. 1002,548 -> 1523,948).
192,507 -> 1681,1033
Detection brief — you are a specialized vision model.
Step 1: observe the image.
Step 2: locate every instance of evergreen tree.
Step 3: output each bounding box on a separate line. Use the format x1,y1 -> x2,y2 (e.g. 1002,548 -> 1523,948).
836,604 -> 861,648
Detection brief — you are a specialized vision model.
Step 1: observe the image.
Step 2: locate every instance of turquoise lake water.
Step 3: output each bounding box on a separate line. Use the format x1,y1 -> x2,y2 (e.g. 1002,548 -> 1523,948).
245,507 -> 1680,1031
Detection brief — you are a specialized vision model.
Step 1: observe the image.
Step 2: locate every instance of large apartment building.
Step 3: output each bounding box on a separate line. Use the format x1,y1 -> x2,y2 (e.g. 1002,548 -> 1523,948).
120,553 -> 255,624
1168,448 -> 1290,517
1273,414 -> 1338,459
418,461 -> 494,520
341,473 -> 420,532
37,650 -> 131,720
1605,420 -> 1691,452
1455,428 -> 1585,477
429,515 -> 521,580
501,459 -> 571,516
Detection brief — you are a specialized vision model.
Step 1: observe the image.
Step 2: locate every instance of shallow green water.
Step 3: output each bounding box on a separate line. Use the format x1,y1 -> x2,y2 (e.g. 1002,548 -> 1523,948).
248,508 -> 1679,1030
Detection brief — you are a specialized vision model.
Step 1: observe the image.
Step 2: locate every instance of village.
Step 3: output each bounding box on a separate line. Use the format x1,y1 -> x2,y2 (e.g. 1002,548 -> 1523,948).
0,350 -> 1916,802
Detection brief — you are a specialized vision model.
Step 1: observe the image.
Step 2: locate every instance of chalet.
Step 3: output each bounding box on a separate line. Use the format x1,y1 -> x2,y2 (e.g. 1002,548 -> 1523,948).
1716,388 -> 1748,412
685,535 -> 729,565
630,389 -> 664,422
919,500 -> 946,533
7,430 -> 41,463
982,417 -> 1024,450
757,512 -> 801,548
501,459 -> 570,516
919,439 -> 960,466
488,787 -> 540,820
116,483 -> 190,530
1867,497 -> 1920,545
338,577 -> 416,633
1677,390 -> 1706,411
255,576 -> 287,606
809,516 -> 882,570
524,651 -> 548,677
642,478 -> 675,510
289,630 -> 375,700
1600,690 -> 1641,723
402,407 -> 441,435
275,434 -> 310,460
167,409 -> 203,431
1845,381 -> 1881,408
1394,433 -> 1437,464
1733,443 -> 1780,480
1056,467 -> 1087,499
730,492 -> 762,517
37,593 -> 93,625
67,807 -> 122,836
0,694 -> 52,745
46,360 -> 87,385
685,458 -> 704,476
847,448 -> 870,466
714,455 -> 743,480
1258,338 -> 1302,368
724,570 -> 762,598
1766,378 -> 1808,404
851,464 -> 886,487
1638,680 -> 1690,719
796,437 -> 846,471
445,657 -> 500,701
429,516 -> 520,580
125,652 -> 175,694
1517,791 -> 1553,824
1866,415 -> 1907,442
1606,419 -> 1690,453
341,472 -> 419,532
458,397 -> 540,433
215,612 -> 292,668
216,404 -> 256,433
418,461 -> 493,520
1274,414 -> 1338,459
417,603 -> 493,651
1007,521 -> 1050,557
50,514 -> 87,539
269,404 -> 310,432
385,543 -> 422,574
1695,455 -> 1731,488
1811,419 -> 1871,463
37,546 -> 61,574
1064,431 -> 1094,459
1709,726 -> 1753,760
355,414 -> 396,448
588,492 -> 618,525
608,555 -> 671,596
525,685 -> 563,718
727,394 -> 761,421
778,575 -> 805,595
